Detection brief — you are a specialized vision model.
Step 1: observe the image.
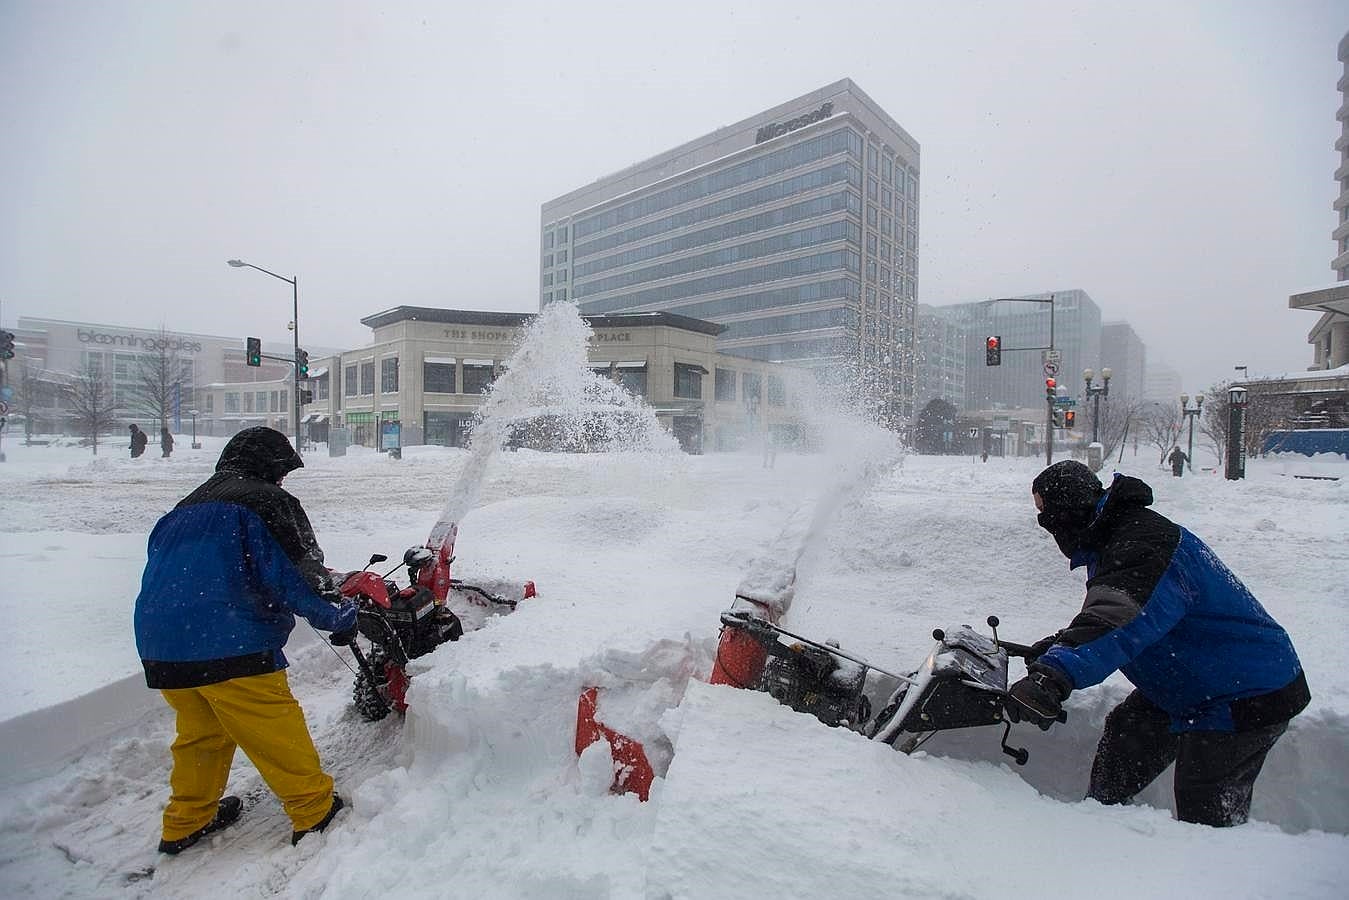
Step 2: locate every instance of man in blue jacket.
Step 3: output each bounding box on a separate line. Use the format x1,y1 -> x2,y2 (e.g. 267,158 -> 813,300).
135,427 -> 358,852
1006,460 -> 1309,826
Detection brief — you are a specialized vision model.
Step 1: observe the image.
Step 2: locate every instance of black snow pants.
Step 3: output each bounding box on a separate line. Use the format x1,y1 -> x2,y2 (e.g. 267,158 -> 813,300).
1086,689 -> 1287,827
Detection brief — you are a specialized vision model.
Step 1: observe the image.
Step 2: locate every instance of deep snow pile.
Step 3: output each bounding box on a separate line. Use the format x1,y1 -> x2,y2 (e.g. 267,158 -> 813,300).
0,429 -> 1347,897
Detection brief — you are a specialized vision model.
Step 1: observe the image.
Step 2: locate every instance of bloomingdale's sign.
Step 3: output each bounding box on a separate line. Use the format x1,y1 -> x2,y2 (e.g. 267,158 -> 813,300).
755,102 -> 833,144
78,329 -> 203,353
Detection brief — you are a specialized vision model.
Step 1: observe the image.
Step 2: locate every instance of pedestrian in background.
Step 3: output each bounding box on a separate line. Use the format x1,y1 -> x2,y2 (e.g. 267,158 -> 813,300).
161,426 -> 174,458
129,424 -> 148,459
1168,446 -> 1188,477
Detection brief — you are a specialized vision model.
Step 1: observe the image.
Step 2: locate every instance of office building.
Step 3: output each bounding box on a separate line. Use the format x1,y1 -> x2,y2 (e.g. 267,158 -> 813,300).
1100,321 -> 1146,402
915,304 -> 966,411
1144,361 -> 1183,405
540,79 -> 920,418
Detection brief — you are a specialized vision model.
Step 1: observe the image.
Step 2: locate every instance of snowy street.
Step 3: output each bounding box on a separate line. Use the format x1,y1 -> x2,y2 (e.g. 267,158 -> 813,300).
1,433 -> 1346,898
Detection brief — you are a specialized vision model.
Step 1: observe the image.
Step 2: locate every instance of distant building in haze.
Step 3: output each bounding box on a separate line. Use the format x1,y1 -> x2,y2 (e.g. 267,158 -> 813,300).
933,289 -> 1102,412
1144,361 -> 1183,405
540,78 -> 921,418
915,304 -> 967,411
1100,320 -> 1146,402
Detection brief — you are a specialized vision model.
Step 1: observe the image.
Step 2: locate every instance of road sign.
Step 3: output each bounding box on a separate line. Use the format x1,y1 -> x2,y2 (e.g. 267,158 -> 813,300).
1042,349 -> 1062,364
1053,397 -> 1076,407
0,401 -> 9,415
1043,361 -> 1059,377
969,428 -> 979,438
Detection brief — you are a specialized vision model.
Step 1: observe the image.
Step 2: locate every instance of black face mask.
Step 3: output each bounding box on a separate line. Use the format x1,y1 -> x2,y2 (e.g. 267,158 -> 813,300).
1038,507 -> 1094,558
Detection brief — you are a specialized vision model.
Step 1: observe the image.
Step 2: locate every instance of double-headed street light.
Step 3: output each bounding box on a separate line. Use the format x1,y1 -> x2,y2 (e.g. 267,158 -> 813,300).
1180,393 -> 1204,472
227,259 -> 301,459
1082,367 -> 1112,444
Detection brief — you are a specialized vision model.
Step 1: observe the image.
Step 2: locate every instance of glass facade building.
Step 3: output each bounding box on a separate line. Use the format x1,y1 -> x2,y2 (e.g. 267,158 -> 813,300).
933,290 -> 1103,412
541,79 -> 920,418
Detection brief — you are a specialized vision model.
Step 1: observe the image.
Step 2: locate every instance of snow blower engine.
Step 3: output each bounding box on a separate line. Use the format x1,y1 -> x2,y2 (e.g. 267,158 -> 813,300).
717,611 -> 1063,765
335,527 -> 535,721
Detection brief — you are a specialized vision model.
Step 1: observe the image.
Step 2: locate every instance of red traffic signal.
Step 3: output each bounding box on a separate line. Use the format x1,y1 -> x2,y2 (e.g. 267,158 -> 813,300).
985,335 -> 1002,366
1064,410 -> 1076,427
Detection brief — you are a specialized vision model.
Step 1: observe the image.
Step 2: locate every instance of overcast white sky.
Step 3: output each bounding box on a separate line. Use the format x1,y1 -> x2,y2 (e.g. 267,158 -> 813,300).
1,0 -> 1344,392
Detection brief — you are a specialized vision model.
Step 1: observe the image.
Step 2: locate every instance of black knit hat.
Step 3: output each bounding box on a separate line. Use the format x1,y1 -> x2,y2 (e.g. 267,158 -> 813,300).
1032,460 -> 1104,511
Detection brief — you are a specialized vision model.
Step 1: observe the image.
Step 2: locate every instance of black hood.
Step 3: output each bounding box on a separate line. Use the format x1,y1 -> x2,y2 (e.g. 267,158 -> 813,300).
215,427 -> 303,484
1033,461 -> 1105,559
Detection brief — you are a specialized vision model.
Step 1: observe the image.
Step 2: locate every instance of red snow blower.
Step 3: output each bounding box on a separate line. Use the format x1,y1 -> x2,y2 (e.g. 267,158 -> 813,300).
334,524 -> 535,720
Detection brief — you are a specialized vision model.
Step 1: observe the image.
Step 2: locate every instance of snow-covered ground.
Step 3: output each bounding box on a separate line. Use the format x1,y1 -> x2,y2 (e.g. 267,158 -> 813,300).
1,423 -> 1346,897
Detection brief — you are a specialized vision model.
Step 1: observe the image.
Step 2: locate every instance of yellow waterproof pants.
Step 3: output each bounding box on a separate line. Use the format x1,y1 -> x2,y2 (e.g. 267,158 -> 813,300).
160,669 -> 334,840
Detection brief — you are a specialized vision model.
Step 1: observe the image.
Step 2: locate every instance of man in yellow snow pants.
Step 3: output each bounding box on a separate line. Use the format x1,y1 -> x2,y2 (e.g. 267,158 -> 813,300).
160,671 -> 335,842
135,428 -> 358,852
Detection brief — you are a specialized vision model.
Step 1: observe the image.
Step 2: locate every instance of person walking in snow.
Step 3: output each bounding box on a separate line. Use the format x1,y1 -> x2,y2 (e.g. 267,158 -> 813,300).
1167,446 -> 1188,477
134,427 -> 356,853
1006,460 -> 1309,827
129,424 -> 148,459
160,426 -> 174,458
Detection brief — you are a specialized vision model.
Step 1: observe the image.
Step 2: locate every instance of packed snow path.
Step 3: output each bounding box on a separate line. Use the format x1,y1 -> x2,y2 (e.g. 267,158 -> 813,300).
1,441 -> 1347,897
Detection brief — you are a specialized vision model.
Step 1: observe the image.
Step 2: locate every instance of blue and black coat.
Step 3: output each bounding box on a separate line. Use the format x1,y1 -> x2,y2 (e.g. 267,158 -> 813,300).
1034,474 -> 1309,733
134,427 -> 354,689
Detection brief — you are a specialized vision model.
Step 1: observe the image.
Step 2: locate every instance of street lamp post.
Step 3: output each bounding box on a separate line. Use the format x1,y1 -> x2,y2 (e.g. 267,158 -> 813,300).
227,259 -> 301,459
189,409 -> 200,449
1082,367 -> 1112,444
1180,393 -> 1204,472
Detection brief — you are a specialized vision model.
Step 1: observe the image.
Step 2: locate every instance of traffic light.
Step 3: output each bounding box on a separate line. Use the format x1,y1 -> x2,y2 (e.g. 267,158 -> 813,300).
1052,409 -> 1065,428
1045,378 -> 1056,403
985,335 -> 1001,366
299,388 -> 314,404
0,329 -> 14,360
296,348 -> 310,379
246,336 -> 262,367
1064,409 -> 1076,428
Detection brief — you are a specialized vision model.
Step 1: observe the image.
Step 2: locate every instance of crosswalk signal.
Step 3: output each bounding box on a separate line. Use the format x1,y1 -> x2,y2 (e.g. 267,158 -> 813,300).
1064,409 -> 1076,428
1052,409 -> 1065,428
299,388 -> 314,404
985,335 -> 1001,366
0,329 -> 15,360
246,337 -> 262,367
296,348 -> 310,379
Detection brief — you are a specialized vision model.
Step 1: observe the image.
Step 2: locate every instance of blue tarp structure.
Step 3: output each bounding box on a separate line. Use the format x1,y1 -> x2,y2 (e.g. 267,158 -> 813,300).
1262,429 -> 1349,458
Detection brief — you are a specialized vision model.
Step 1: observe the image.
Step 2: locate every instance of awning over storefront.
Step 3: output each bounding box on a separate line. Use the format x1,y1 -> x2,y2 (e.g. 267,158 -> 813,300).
302,413 -> 330,424
615,360 -> 647,369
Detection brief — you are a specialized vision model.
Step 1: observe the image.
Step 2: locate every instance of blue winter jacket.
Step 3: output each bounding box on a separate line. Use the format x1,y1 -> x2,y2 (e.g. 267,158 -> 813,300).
1036,474 -> 1309,733
134,427 -> 354,689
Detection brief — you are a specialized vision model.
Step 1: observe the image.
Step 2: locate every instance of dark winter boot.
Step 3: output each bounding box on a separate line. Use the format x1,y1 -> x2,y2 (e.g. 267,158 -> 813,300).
291,793 -> 344,846
158,796 -> 243,855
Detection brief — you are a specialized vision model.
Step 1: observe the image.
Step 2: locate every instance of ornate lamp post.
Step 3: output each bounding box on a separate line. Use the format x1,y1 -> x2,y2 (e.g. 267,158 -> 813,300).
1180,393 -> 1204,472
1082,367 -> 1112,444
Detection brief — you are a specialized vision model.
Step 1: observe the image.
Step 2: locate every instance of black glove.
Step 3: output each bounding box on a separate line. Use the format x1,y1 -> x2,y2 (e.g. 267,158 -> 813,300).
1005,666 -> 1071,730
330,625 -> 358,647
1026,632 -> 1062,664
329,600 -> 358,646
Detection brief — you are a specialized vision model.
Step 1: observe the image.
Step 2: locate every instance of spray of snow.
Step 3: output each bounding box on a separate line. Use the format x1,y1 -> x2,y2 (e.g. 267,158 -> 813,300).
429,301 -> 678,545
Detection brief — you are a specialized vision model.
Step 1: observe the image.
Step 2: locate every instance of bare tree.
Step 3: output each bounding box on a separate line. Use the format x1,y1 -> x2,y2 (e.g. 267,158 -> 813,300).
1138,402 -> 1183,466
1200,383 -> 1230,467
63,361 -> 120,455
126,327 -> 187,429
1091,397 -> 1145,461
14,359 -> 50,442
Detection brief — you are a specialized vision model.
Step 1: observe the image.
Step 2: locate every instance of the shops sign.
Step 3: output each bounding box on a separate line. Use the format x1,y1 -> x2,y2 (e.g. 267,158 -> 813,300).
78,329 -> 202,353
755,102 -> 833,144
